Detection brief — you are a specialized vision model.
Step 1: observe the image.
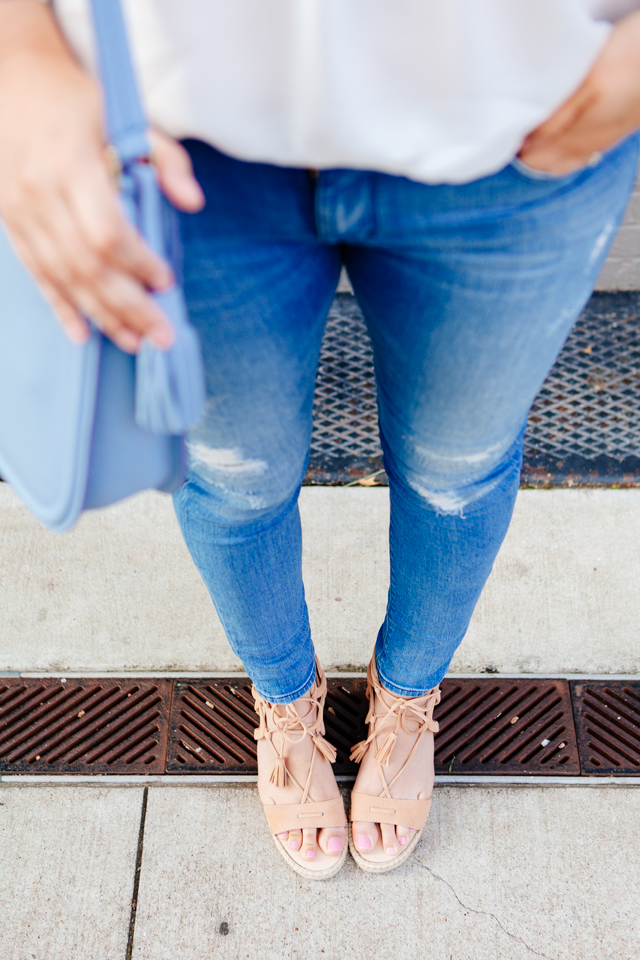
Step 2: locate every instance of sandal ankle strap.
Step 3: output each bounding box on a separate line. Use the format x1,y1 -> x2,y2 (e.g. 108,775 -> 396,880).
252,659 -> 337,791
350,657 -> 440,769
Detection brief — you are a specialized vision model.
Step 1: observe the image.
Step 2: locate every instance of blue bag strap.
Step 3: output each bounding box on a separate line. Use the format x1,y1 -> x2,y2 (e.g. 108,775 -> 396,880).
86,0 -> 207,436
88,0 -> 150,164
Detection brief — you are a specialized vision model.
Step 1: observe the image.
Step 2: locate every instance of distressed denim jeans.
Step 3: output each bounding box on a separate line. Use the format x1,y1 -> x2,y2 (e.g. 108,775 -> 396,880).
173,134 -> 640,703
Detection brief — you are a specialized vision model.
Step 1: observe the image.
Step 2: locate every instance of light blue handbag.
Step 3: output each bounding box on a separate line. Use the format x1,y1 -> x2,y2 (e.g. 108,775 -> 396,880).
0,0 -> 205,532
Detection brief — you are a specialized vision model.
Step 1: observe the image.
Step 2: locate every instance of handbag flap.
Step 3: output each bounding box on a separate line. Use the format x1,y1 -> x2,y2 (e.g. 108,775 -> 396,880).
0,221 -> 100,531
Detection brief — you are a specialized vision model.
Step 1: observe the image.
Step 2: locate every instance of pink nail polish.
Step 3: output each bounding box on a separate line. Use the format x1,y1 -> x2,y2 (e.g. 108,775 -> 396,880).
356,836 -> 371,851
386,847 -> 396,856
278,833 -> 288,840
399,837 -> 407,846
289,840 -> 300,850
327,837 -> 342,853
305,849 -> 316,859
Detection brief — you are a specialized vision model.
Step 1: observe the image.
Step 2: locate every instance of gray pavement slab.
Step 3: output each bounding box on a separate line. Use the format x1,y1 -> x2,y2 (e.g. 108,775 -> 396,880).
2,484 -> 640,675
0,785 -> 142,960
132,783 -> 639,960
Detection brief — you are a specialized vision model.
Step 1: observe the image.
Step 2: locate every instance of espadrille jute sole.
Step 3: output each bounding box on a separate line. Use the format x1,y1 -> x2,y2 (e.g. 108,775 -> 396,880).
270,830 -> 348,880
347,822 -> 423,874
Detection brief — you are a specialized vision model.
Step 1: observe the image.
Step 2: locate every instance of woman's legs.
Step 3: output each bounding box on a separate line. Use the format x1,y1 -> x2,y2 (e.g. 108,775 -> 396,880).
174,142 -> 344,864
172,136 -> 640,865
342,132 -> 640,855
174,142 -> 341,703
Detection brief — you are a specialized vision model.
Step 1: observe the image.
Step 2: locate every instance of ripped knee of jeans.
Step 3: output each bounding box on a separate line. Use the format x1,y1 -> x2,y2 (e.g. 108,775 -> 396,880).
390,435 -> 523,518
185,441 -> 302,522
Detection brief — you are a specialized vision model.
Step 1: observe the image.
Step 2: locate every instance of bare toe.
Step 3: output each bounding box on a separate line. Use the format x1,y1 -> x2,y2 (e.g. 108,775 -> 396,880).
351,820 -> 380,853
300,827 -> 318,860
287,829 -> 302,851
318,827 -> 345,857
380,822 -> 400,857
396,825 -> 415,847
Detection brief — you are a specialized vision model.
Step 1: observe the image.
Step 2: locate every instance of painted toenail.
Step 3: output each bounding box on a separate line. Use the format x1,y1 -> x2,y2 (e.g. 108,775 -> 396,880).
305,849 -> 316,859
399,837 -> 407,846
386,847 -> 396,856
327,837 -> 342,853
289,840 -> 300,850
355,835 -> 371,850
278,833 -> 288,839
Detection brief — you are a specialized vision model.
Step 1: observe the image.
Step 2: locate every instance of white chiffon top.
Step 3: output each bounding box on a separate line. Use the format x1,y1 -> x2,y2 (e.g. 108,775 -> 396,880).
46,0 -> 640,184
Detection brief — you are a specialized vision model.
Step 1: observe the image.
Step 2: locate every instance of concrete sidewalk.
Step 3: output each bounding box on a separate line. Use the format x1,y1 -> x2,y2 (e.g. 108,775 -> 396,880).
1,781 -> 638,960
2,484 -> 640,675
1,484 -> 639,960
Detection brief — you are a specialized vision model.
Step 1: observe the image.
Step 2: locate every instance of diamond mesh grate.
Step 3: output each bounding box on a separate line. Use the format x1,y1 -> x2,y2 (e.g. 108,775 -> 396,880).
306,292 -> 640,485
307,295 -> 382,483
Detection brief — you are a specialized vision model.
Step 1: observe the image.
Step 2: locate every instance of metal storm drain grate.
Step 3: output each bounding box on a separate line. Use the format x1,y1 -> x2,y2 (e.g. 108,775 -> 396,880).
166,680 -> 259,773
0,678 -> 171,774
306,291 -> 640,485
434,679 -> 580,775
165,679 -> 369,775
571,681 -> 640,775
3,676 -> 638,778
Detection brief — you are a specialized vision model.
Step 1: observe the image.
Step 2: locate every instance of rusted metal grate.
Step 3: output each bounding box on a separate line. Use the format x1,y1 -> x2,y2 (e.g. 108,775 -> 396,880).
165,678 -> 369,775
434,679 -> 580,775
571,681 -> 640,775
0,678 -> 171,774
166,680 -> 259,772
165,677 -> 579,776
5,676 -> 637,778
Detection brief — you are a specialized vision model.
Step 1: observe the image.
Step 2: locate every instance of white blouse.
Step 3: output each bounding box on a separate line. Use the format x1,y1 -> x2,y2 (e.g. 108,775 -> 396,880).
45,0 -> 640,184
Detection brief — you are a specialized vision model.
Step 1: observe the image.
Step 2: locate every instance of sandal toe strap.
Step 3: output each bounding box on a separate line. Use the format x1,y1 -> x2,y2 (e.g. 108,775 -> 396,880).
263,796 -> 347,835
349,792 -> 431,831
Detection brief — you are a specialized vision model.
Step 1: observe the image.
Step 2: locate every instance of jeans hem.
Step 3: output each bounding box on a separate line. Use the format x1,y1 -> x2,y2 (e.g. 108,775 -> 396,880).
375,657 -> 448,698
251,657 -> 318,705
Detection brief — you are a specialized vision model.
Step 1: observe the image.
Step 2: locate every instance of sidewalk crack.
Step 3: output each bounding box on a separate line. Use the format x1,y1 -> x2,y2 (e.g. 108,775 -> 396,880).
126,786 -> 149,960
417,861 -> 556,960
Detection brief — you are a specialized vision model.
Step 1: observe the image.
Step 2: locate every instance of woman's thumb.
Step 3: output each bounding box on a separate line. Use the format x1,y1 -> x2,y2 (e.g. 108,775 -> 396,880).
150,128 -> 205,212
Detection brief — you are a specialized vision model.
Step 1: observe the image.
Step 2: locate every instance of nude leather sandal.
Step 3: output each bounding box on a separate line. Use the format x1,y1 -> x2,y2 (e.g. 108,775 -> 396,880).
252,660 -> 347,880
348,656 -> 441,874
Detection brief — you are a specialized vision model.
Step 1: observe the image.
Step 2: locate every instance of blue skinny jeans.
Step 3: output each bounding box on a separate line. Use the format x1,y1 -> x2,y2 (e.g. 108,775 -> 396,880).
173,134 -> 640,703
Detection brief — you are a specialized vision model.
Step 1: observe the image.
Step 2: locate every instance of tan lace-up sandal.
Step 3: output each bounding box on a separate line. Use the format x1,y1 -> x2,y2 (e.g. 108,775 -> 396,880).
252,660 -> 347,880
348,656 -> 441,873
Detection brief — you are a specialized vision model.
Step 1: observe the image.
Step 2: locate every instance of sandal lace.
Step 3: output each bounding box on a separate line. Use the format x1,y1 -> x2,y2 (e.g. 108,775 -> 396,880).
350,658 -> 440,797
253,663 -> 337,799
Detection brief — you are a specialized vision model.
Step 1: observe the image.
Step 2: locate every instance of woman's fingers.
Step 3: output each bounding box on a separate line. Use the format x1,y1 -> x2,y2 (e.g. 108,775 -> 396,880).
37,277 -> 90,345
519,10 -> 640,173
0,9 -> 181,352
10,188 -> 172,352
150,129 -> 205,213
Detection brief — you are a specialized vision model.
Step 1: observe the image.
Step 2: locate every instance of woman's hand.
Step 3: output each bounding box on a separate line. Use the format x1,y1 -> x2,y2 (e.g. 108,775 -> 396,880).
0,1 -> 204,353
519,10 -> 640,174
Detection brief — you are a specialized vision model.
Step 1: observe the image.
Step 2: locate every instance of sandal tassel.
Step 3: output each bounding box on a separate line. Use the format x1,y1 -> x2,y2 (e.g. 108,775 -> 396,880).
312,733 -> 337,765
269,752 -> 288,788
349,738 -> 370,765
374,730 -> 398,767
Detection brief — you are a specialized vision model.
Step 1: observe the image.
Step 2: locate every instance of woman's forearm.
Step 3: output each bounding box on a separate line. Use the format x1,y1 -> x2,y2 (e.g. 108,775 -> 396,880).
0,0 -> 76,72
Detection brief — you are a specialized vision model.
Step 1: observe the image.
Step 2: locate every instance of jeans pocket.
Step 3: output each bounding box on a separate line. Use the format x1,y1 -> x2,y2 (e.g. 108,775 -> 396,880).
509,153 -> 601,182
